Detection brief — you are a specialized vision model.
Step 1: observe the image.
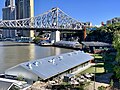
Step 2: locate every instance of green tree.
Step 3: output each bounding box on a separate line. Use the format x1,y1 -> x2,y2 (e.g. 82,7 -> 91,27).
113,31 -> 120,63
98,86 -> 106,90
17,75 -> 24,81
33,37 -> 40,43
113,31 -> 120,88
86,22 -> 120,43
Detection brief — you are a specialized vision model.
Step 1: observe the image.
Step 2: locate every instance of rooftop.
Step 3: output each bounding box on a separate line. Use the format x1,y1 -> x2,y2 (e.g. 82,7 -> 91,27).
0,80 -> 13,90
81,41 -> 111,47
5,51 -> 94,80
0,78 -> 30,89
55,41 -> 80,45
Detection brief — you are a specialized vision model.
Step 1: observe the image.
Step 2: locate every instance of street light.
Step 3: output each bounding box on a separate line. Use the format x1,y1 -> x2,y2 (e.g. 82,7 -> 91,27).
94,56 -> 96,90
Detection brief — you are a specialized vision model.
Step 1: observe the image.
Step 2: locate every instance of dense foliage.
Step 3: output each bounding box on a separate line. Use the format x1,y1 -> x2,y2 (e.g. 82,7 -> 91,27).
98,86 -> 106,90
113,31 -> 120,80
87,23 -> 120,82
86,23 -> 120,43
33,37 -> 40,43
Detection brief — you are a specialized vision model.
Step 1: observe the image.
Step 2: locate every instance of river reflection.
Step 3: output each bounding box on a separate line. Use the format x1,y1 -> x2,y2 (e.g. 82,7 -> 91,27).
0,42 -> 73,73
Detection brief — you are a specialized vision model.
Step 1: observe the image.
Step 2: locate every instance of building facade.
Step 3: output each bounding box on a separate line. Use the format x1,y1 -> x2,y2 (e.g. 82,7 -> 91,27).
15,0 -> 34,37
5,0 -> 14,7
2,0 -> 16,38
106,17 -> 120,25
83,22 -> 92,27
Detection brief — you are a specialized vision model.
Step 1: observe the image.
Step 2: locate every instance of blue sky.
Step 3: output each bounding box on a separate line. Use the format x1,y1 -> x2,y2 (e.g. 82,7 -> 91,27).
0,0 -> 120,25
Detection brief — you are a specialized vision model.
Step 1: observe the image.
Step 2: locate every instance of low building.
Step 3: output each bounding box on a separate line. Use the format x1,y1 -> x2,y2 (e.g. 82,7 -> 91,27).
0,77 -> 30,89
0,80 -> 13,90
81,41 -> 111,53
5,51 -> 94,82
106,17 -> 120,25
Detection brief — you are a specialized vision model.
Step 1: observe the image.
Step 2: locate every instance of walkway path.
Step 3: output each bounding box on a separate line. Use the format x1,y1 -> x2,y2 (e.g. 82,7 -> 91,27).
86,73 -> 113,90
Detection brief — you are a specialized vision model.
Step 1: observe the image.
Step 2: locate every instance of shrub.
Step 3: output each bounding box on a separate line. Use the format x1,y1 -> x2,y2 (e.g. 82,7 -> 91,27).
98,86 -> 106,90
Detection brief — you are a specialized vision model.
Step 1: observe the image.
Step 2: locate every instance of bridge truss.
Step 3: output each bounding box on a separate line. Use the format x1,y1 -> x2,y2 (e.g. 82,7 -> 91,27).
0,7 -> 83,31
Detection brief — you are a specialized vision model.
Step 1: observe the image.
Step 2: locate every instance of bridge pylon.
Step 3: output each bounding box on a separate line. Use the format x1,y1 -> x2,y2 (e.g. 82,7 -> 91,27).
50,31 -> 60,42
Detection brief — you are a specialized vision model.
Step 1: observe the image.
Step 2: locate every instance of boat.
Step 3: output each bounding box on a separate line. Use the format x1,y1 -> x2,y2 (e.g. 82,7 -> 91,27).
38,40 -> 53,46
15,37 -> 33,43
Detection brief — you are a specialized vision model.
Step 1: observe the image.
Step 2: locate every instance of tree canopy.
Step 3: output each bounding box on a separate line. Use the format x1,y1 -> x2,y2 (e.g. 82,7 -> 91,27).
86,22 -> 120,43
113,31 -> 120,80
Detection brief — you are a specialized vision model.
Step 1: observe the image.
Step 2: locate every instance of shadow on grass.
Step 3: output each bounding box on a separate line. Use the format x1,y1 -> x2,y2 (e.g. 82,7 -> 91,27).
94,64 -> 104,67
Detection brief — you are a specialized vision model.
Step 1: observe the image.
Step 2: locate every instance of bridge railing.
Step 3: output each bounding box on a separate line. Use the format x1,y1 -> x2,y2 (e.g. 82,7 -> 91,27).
0,7 -> 83,30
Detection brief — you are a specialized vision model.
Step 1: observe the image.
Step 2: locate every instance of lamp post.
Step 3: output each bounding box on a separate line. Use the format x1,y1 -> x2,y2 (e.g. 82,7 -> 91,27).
94,56 -> 96,90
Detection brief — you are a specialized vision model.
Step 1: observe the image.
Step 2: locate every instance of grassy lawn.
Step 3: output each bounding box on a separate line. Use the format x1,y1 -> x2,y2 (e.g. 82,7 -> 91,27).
76,53 -> 115,76
92,54 -> 103,59
79,63 -> 105,75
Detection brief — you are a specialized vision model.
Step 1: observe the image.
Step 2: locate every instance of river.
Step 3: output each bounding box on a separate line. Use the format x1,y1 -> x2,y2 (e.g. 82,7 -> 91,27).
0,42 -> 73,73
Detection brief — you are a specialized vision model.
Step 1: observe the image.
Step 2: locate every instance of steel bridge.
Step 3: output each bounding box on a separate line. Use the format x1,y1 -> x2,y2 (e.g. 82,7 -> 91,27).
0,7 -> 83,31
